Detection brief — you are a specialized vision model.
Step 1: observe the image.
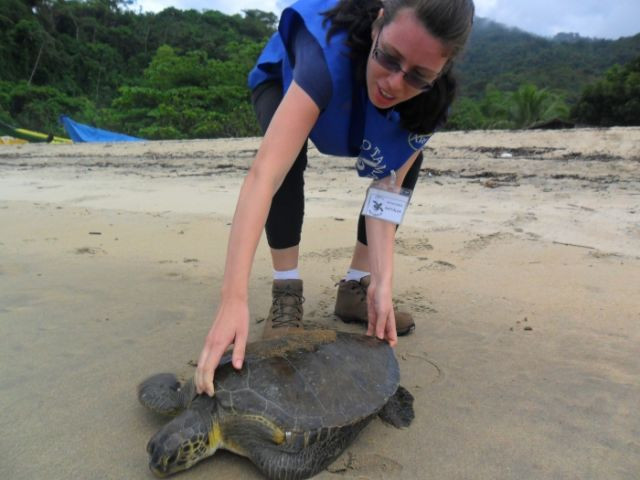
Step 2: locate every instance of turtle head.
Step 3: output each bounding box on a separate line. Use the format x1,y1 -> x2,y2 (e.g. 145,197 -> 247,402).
147,405 -> 221,477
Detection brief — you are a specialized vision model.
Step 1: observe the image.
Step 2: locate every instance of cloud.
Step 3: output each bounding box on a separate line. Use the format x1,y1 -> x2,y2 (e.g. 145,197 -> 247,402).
136,0 -> 286,16
474,0 -> 640,39
134,0 -> 639,39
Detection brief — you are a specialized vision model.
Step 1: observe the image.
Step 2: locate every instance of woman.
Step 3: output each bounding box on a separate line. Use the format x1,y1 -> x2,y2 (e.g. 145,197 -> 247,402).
196,0 -> 474,396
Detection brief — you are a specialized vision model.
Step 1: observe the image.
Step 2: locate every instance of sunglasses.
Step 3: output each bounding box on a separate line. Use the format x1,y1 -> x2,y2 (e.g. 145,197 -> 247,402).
372,29 -> 438,91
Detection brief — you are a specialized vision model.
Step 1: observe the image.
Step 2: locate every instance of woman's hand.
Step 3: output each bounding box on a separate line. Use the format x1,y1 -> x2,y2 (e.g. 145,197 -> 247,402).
362,151 -> 421,347
366,276 -> 398,347
195,299 -> 249,396
193,82 -> 319,397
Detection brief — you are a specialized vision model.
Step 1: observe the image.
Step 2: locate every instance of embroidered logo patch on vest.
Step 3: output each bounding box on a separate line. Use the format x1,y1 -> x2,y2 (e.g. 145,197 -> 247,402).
356,138 -> 387,179
408,133 -> 431,151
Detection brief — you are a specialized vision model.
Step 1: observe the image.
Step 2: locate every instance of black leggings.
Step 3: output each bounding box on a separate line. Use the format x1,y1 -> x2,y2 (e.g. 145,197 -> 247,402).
251,80 -> 423,250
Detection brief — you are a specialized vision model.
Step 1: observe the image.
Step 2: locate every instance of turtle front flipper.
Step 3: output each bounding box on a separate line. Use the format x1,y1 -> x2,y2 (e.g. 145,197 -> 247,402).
225,416 -> 371,480
138,373 -> 196,416
378,385 -> 414,428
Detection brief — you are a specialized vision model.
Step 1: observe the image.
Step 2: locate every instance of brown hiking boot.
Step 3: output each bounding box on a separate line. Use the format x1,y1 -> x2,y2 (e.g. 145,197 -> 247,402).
262,279 -> 305,339
334,275 -> 415,336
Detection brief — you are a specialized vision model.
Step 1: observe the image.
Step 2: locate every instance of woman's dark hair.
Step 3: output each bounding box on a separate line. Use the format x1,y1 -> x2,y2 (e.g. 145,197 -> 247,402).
323,0 -> 474,134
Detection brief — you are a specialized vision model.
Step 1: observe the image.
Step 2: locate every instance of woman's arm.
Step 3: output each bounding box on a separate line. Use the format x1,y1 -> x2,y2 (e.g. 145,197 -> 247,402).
195,81 -> 320,396
364,149 -> 422,347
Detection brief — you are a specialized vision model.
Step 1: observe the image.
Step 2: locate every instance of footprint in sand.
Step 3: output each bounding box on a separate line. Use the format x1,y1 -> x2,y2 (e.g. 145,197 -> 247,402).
504,211 -> 538,229
462,232 -> 513,253
328,452 -> 404,477
166,272 -> 191,280
74,246 -> 106,255
418,260 -> 456,272
302,247 -> 353,261
394,290 -> 437,315
395,237 -> 434,256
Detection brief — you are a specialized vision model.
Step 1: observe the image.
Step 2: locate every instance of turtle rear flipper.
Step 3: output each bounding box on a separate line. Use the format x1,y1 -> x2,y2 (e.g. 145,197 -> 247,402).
238,417 -> 372,480
378,385 -> 414,428
137,373 -> 196,416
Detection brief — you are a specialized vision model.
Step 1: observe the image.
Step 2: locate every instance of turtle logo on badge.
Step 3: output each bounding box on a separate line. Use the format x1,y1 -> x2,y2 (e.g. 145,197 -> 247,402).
366,194 -> 384,217
408,133 -> 431,151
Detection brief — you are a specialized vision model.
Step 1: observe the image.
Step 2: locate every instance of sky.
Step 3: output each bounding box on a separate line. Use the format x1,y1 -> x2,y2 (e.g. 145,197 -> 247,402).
133,0 -> 640,40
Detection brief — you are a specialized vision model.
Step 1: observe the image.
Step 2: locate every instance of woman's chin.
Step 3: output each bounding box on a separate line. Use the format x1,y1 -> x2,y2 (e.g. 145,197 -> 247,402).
368,84 -> 397,108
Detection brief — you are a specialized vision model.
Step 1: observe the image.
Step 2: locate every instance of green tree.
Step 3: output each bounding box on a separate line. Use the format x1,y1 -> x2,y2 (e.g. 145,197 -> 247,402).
446,98 -> 483,130
448,85 -> 511,130
4,82 -> 97,134
106,43 -> 260,138
448,84 -> 569,130
507,84 -> 569,129
572,56 -> 640,126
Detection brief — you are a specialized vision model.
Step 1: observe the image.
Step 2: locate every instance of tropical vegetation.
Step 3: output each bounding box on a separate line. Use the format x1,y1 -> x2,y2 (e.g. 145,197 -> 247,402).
0,0 -> 638,139
571,56 -> 640,126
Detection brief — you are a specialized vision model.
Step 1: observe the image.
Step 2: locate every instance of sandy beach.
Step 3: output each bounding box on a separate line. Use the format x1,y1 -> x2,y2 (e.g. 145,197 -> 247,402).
1,127 -> 639,479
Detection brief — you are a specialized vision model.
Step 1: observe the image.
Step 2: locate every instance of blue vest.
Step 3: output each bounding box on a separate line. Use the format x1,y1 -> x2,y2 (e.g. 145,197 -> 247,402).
248,0 -> 431,179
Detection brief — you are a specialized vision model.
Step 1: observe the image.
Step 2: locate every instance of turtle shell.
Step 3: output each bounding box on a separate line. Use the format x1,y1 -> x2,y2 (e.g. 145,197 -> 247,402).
214,330 -> 399,432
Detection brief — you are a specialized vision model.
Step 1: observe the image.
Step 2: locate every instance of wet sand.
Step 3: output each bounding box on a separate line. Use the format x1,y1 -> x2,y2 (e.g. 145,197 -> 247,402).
1,127 -> 639,479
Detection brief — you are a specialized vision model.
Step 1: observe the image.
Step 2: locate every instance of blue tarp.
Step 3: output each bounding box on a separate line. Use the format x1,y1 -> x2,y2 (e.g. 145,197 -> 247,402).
60,115 -> 145,143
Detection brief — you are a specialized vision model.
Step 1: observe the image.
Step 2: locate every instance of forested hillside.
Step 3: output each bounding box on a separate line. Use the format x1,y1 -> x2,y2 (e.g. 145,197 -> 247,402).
1,0 -> 638,138
457,18 -> 640,101
0,0 -> 275,137
451,18 -> 640,129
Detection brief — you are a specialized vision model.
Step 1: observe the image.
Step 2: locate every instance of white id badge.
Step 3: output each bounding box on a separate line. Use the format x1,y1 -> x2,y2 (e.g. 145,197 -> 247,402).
362,172 -> 412,225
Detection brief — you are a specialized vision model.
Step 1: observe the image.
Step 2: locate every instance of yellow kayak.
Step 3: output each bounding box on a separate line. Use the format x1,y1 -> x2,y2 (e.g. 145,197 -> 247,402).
0,121 -> 72,144
0,136 -> 28,145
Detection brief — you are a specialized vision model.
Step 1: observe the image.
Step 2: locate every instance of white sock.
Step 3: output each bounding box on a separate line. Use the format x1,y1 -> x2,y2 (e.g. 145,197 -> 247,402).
273,268 -> 301,280
344,268 -> 369,282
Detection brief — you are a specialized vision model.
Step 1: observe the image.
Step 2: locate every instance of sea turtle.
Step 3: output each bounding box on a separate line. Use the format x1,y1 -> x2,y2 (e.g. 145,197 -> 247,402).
138,329 -> 414,479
